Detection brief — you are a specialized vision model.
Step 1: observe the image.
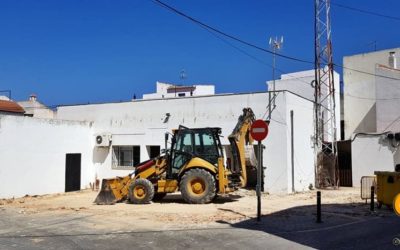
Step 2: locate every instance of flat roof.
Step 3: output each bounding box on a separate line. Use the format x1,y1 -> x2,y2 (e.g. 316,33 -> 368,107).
57,90 -> 314,108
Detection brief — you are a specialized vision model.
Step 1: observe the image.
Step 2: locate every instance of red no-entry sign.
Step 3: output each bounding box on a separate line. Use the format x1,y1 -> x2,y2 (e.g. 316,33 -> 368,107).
251,119 -> 269,141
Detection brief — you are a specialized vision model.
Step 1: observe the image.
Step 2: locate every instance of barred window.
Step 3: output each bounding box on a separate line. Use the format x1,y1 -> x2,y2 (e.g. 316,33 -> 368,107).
112,146 -> 140,169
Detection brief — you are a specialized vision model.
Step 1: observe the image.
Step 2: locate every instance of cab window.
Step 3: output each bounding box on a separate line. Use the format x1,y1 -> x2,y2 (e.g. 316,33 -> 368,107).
194,131 -> 219,165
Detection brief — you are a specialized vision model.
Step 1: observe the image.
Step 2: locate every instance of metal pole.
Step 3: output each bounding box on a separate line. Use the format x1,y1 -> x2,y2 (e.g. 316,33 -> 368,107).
261,144 -> 265,192
291,110 -> 295,193
316,191 -> 322,223
370,186 -> 375,211
257,141 -> 262,222
272,46 -> 276,110
267,46 -> 275,121
268,92 -> 272,121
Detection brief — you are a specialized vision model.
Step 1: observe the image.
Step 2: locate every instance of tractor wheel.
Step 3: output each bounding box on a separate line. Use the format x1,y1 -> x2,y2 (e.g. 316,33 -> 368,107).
128,179 -> 154,204
153,193 -> 167,201
180,169 -> 216,204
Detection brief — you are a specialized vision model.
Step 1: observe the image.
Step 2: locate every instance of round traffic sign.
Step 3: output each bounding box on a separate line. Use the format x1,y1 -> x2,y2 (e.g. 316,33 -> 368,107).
250,119 -> 269,141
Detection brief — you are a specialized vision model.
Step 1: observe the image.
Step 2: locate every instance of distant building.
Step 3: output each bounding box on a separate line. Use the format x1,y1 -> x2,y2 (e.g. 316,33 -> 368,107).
266,69 -> 341,141
266,70 -> 316,101
343,48 -> 400,138
0,96 -> 25,116
18,94 -> 55,119
142,81 -> 215,99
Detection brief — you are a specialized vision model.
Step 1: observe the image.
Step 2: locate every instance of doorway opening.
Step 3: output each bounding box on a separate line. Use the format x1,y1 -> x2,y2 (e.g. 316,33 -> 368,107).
65,153 -> 81,192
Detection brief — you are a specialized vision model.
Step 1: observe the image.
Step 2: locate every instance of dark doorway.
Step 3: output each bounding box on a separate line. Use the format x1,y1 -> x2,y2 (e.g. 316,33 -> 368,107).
65,153 -> 81,192
337,140 -> 352,187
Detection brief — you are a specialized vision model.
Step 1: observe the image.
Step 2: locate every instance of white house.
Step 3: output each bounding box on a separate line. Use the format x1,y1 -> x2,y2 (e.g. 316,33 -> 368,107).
143,81 -> 215,99
0,76 -> 321,199
267,69 -> 341,139
344,48 -> 400,139
0,115 -> 93,198
351,133 -> 400,187
56,90 -> 316,195
18,94 -> 55,119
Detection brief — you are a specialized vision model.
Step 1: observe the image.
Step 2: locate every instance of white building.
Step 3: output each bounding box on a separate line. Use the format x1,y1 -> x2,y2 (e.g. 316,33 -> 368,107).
0,77 -> 320,198
344,48 -> 400,139
267,69 -> 341,142
143,81 -> 215,99
351,133 -> 400,187
267,70 -> 315,101
0,115 -> 93,198
56,91 -> 315,195
18,94 -> 55,119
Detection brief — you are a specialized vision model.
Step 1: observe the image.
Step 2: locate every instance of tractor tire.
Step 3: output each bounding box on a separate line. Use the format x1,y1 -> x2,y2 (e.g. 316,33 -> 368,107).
128,178 -> 154,204
180,168 -> 216,204
153,193 -> 167,201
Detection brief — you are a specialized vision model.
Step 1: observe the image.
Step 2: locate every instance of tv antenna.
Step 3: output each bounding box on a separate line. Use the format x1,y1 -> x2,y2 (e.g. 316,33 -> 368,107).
267,36 -> 284,120
180,69 -> 187,83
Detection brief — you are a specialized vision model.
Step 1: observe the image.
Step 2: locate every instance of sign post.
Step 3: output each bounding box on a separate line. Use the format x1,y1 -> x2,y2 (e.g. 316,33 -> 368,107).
250,119 -> 269,222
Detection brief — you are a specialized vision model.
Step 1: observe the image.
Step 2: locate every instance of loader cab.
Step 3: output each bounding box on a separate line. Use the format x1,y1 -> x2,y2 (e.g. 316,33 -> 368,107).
167,126 -> 223,178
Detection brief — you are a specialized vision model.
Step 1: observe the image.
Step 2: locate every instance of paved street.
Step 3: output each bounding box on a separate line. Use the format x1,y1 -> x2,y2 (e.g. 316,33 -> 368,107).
0,204 -> 399,250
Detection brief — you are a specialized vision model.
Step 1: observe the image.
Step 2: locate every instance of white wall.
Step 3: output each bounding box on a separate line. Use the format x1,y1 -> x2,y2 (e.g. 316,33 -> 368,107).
267,70 -> 315,101
57,91 -> 316,194
285,94 -> 315,192
262,92 -> 288,193
375,66 -> 400,132
344,48 -> 400,138
0,115 -> 93,198
268,70 -> 341,142
351,134 -> 398,187
18,101 -> 55,119
193,85 -> 215,96
143,81 -> 215,99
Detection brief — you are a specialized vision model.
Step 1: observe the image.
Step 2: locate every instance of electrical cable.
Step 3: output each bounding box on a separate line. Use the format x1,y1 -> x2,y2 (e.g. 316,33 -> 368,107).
335,63 -> 400,81
151,0 -> 400,82
151,0 -> 313,64
331,2 -> 400,22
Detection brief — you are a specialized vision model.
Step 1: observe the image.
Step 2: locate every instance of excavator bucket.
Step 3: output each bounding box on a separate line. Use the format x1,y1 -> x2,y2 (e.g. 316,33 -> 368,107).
94,175 -> 132,205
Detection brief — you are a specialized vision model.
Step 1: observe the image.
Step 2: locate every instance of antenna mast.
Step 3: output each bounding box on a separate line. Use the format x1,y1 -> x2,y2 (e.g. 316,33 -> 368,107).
314,0 -> 338,188
267,36 -> 283,120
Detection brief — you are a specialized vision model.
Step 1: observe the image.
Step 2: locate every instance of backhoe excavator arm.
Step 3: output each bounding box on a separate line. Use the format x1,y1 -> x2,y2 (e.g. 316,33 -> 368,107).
227,107 -> 256,187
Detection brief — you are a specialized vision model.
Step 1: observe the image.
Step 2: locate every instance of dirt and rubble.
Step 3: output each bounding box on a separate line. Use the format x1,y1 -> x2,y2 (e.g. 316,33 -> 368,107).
0,187 -> 377,231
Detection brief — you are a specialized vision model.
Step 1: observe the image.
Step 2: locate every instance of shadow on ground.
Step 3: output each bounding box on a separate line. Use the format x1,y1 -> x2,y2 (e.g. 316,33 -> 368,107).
216,202 -> 399,249
155,193 -> 242,204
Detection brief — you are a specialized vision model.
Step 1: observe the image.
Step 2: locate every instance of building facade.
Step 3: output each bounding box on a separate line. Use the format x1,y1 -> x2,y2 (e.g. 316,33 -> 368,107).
18,94 -> 55,119
0,76 -> 322,199
143,81 -> 215,99
344,48 -> 400,138
56,91 -> 315,195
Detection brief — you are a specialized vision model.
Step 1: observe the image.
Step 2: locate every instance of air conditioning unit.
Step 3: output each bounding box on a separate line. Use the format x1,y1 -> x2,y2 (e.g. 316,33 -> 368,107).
95,134 -> 112,147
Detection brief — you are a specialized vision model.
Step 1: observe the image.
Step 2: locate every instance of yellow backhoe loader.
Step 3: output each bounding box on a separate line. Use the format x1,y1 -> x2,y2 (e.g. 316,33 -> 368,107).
95,108 -> 256,205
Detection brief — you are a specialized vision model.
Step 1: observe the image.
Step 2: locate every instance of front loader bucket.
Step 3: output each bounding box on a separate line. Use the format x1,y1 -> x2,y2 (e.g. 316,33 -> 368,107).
94,176 -> 132,205
94,180 -> 118,205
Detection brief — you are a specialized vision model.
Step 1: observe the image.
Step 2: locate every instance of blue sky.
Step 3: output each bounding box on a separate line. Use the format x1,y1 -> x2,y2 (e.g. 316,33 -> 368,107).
0,0 -> 399,106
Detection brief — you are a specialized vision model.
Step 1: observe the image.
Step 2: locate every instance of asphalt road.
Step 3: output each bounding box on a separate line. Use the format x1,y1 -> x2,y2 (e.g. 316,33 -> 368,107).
0,206 -> 399,250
